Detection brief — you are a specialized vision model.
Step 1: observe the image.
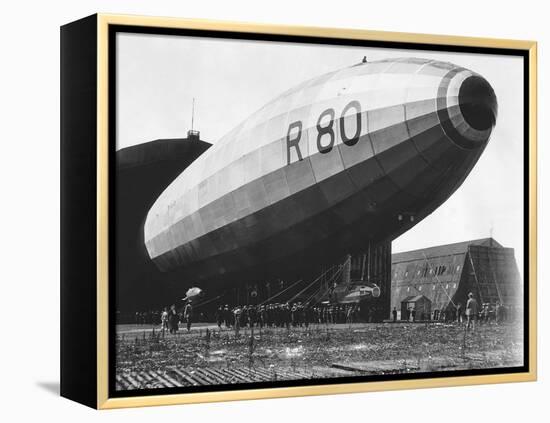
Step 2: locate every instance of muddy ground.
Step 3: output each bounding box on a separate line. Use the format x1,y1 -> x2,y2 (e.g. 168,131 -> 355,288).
115,322 -> 524,390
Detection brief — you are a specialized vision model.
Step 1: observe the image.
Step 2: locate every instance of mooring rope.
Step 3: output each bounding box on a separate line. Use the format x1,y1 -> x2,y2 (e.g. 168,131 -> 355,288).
192,295 -> 223,309
304,263 -> 346,305
286,261 -> 343,304
259,278 -> 303,305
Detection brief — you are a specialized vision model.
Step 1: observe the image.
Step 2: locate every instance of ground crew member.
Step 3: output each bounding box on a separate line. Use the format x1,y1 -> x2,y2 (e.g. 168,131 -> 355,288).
465,292 -> 479,331
259,305 -> 267,328
284,303 -> 291,329
168,304 -> 179,334
291,303 -> 298,327
161,307 -> 169,334
392,307 -> 397,322
496,302 -> 503,324
183,301 -> 193,332
215,305 -> 223,329
338,306 -> 345,323
233,306 -> 242,335
346,306 -> 353,324
304,305 -> 312,328
249,305 -> 257,328
483,304 -> 490,324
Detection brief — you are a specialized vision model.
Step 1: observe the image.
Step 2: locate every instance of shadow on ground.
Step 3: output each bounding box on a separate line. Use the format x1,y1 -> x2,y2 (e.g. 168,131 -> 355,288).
36,381 -> 59,396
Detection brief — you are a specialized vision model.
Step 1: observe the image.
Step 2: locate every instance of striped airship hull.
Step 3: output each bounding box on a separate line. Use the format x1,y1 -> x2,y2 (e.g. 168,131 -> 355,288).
144,58 -> 497,281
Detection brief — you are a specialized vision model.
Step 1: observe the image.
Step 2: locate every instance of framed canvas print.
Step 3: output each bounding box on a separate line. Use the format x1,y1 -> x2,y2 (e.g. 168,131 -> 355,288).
60,14 -> 537,409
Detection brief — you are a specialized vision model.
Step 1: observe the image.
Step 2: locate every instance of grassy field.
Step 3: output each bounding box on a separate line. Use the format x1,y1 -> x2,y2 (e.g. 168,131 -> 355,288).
115,321 -> 524,390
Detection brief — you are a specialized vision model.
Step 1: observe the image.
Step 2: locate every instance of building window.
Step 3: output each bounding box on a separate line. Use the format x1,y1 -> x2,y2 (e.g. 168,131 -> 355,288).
435,265 -> 447,275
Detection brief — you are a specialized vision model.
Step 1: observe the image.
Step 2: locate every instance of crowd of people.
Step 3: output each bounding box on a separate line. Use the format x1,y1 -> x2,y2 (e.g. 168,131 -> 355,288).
130,303 -> 196,334
214,303 -> 361,330
433,301 -> 515,325
127,293 -> 520,334
394,292 -> 520,331
129,302 -> 363,333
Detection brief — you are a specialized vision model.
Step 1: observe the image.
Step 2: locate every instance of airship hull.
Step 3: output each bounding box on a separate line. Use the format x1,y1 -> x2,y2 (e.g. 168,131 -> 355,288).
144,58 -> 497,282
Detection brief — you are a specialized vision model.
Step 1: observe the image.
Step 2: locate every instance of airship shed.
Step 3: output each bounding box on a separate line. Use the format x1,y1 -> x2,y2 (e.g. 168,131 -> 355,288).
390,238 -> 522,320
115,131 -> 211,310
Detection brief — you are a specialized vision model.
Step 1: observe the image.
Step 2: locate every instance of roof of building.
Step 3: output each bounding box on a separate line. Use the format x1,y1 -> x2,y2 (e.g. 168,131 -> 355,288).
117,137 -> 211,170
392,238 -> 503,264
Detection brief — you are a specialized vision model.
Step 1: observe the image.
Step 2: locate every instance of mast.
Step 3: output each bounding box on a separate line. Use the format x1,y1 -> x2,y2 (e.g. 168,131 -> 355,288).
191,98 -> 195,131
361,252 -> 367,281
367,242 -> 371,283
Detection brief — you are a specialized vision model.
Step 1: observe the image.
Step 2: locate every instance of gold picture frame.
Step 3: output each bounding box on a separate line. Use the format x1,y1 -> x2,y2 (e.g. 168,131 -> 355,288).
61,13 -> 537,409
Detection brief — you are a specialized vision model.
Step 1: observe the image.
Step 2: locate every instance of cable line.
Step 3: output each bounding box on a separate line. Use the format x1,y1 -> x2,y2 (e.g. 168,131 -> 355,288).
259,278 -> 303,305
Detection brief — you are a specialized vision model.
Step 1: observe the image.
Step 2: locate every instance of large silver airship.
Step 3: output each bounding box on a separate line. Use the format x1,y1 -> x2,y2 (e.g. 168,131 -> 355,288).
143,57 -> 497,289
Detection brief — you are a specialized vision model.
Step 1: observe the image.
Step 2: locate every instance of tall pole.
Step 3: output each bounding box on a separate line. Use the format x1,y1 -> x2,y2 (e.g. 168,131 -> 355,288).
361,251 -> 367,281
191,98 -> 195,131
367,242 -> 371,283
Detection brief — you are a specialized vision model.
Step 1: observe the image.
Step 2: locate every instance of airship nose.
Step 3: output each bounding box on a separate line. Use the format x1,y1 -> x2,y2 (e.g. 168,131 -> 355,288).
439,73 -> 498,149
459,75 -> 498,131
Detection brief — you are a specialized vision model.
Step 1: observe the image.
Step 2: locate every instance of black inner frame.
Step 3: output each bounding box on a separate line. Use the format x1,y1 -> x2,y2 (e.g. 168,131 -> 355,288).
108,24 -> 531,399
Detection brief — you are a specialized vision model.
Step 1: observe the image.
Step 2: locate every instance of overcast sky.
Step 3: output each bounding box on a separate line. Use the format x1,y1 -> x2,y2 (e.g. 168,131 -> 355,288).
116,33 -> 525,274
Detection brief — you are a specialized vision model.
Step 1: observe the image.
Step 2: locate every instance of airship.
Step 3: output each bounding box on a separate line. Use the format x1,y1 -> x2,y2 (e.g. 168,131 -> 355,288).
143,57 -> 498,293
